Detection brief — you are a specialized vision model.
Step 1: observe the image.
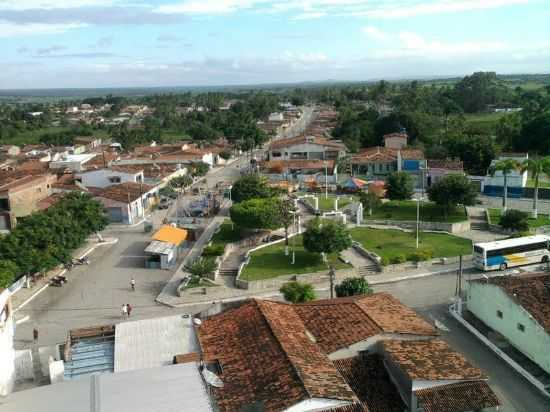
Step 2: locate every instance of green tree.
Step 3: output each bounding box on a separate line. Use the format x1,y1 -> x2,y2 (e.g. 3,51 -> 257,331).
219,150 -> 232,160
427,174 -> 477,218
0,260 -> 18,289
170,175 -> 193,191
446,133 -> 497,176
385,172 -> 414,201
521,157 -> 550,218
278,198 -> 296,248
185,258 -> 217,278
302,219 -> 352,262
500,210 -> 529,232
191,162 -> 209,177
359,191 -> 381,216
335,277 -> 373,298
280,281 -> 316,303
490,159 -> 520,212
231,174 -> 273,203
230,198 -> 281,230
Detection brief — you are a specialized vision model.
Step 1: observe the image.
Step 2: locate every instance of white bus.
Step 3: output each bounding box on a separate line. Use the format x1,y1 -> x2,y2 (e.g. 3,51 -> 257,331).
473,235 -> 550,271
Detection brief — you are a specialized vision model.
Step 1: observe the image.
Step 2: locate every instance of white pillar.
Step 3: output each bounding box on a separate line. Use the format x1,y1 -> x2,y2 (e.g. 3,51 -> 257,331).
334,197 -> 339,211
314,197 -> 319,210
356,203 -> 363,225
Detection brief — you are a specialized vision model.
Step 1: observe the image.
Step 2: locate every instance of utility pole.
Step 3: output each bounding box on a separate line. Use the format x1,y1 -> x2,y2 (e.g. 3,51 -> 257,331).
329,265 -> 336,299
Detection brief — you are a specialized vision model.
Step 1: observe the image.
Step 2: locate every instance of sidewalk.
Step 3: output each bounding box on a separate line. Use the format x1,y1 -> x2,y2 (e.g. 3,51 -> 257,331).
11,237 -> 118,313
160,258 -> 474,307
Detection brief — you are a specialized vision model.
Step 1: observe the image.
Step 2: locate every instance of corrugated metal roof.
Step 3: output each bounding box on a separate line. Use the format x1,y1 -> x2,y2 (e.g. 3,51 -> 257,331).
114,314 -> 199,373
0,362 -> 213,412
144,240 -> 175,255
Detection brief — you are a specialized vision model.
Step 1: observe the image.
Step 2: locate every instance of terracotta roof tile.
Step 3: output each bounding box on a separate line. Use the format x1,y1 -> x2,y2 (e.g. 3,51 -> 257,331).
383,339 -> 486,381
352,147 -> 425,163
427,160 -> 464,171
96,182 -> 154,203
261,159 -> 336,172
197,299 -> 356,412
472,272 -> 550,331
333,354 -> 405,412
270,135 -> 346,150
415,381 -> 500,412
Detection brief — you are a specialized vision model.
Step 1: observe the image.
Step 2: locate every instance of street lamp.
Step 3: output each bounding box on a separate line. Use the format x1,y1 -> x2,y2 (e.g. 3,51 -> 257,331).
413,197 -> 424,249
324,160 -> 328,200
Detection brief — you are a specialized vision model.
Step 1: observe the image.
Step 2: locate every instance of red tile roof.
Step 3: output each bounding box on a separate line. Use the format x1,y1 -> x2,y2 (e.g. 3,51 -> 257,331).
352,147 -> 425,163
294,293 -> 436,353
415,381 -> 500,412
197,299 -> 356,412
270,135 -> 346,150
383,339 -> 486,381
261,159 -> 336,172
95,182 -> 154,203
332,354 -> 405,412
472,272 -> 550,332
427,160 -> 464,171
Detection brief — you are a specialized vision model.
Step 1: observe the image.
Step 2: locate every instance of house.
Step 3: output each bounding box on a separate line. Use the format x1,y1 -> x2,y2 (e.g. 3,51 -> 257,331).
195,294 -> 500,412
76,167 -> 144,189
483,153 -> 529,197
350,147 -> 426,186
467,272 -> 550,375
383,131 -> 409,150
267,135 -> 346,161
426,160 -> 465,187
268,112 -> 285,122
107,164 -> 187,187
0,173 -> 57,231
260,159 -> 338,184
0,146 -> 21,157
94,182 -> 157,224
0,291 -> 15,396
73,136 -> 102,151
49,153 -> 98,172
144,225 -> 188,269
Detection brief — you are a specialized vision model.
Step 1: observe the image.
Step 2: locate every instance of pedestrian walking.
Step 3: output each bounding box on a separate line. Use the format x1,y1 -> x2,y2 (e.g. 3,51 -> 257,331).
130,277 -> 136,291
127,303 -> 132,317
121,304 -> 128,318
33,328 -> 38,343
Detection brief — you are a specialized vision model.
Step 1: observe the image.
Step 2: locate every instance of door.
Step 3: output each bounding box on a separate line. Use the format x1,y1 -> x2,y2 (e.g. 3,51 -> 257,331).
107,207 -> 123,223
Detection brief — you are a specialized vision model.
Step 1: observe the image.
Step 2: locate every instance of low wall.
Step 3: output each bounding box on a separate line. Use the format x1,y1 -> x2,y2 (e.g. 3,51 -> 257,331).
364,219 -> 470,234
352,242 -> 382,271
236,267 -> 355,291
381,255 -> 473,273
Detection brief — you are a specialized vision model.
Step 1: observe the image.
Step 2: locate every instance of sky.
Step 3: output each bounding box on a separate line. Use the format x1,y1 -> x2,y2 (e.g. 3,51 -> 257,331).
1,0 -> 549,89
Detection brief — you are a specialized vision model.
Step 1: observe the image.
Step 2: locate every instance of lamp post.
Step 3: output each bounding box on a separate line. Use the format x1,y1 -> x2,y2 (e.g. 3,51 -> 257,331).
414,197 -> 424,249
324,160 -> 328,200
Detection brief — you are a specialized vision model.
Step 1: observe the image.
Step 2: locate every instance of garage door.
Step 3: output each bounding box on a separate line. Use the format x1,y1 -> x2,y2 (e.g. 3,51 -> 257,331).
107,207 -> 123,223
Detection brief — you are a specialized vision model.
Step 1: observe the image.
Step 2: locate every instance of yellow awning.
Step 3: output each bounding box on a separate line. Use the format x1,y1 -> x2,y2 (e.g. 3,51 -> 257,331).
152,225 -> 187,246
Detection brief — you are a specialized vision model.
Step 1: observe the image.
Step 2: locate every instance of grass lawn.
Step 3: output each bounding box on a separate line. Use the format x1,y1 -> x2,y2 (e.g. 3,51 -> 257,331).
304,195 -> 356,211
210,220 -> 242,247
366,201 -> 467,223
184,275 -> 218,290
350,227 -> 472,262
240,234 -> 350,281
488,208 -> 550,229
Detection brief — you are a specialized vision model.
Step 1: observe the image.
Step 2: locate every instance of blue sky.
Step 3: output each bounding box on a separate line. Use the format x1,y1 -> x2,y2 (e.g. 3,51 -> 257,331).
1,0 -> 549,89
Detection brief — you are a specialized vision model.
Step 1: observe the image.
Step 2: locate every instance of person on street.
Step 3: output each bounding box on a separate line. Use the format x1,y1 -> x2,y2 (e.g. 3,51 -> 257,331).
33,328 -> 38,343
130,277 -> 136,291
127,303 -> 132,317
121,304 -> 128,318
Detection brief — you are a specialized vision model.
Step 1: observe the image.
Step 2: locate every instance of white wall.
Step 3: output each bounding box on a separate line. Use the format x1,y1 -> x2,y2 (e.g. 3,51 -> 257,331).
283,398 -> 350,412
0,305 -> 16,396
77,169 -> 142,189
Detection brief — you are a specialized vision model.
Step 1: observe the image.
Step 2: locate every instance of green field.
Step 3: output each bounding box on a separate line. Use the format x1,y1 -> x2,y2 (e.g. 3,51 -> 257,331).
459,112 -> 513,134
488,208 -> 550,229
366,201 -> 467,223
305,195 -> 356,211
350,227 -> 472,262
210,220 -> 242,247
240,234 -> 350,281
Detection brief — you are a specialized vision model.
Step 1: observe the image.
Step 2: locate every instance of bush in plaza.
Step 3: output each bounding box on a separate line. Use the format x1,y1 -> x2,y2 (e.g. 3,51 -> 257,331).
230,198 -> 282,230
385,172 -> 414,201
335,277 -> 373,298
408,248 -> 434,263
280,281 -> 316,303
390,254 -> 407,264
202,244 -> 225,257
500,209 -> 529,232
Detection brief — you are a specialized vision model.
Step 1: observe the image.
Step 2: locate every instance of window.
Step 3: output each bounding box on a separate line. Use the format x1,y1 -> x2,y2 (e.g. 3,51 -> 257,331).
497,310 -> 503,319
517,323 -> 525,332
109,176 -> 121,183
272,152 -> 281,157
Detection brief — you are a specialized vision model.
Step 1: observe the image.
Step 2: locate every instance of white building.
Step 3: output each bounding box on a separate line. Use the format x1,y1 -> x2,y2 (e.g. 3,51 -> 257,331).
0,291 -> 15,396
268,112 -> 284,122
76,167 -> 144,189
484,153 -> 528,189
49,154 -> 98,172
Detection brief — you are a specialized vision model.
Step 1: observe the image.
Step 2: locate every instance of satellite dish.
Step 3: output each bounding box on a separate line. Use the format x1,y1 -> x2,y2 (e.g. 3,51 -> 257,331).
202,368 -> 224,388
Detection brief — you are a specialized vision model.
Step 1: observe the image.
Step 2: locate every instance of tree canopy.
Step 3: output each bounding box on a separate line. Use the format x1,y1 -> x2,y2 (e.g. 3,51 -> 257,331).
385,172 -> 414,201
229,198 -> 282,230
427,174 -> 477,217
302,219 -> 352,256
231,174 -> 274,203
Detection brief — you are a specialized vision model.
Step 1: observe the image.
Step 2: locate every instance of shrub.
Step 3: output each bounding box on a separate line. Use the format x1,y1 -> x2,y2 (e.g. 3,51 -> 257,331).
500,209 -> 529,232
390,254 -> 406,264
381,256 -> 391,266
280,281 -> 316,303
202,244 -> 225,257
335,277 -> 373,297
408,248 -> 434,262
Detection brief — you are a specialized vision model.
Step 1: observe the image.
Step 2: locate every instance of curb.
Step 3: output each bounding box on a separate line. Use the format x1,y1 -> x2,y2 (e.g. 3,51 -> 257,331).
13,238 -> 119,313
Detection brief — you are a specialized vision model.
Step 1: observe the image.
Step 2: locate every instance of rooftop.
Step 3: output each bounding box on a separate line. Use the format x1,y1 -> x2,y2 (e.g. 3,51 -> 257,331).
270,135 -> 346,150
427,160 -> 464,171
415,381 -> 500,412
152,225 -> 188,246
352,147 -> 425,162
471,272 -> 550,332
95,182 -> 154,203
383,339 -> 486,381
261,159 -> 336,172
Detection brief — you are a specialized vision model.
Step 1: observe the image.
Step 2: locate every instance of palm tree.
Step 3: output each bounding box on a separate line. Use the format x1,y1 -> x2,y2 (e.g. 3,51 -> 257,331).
521,157 -> 550,218
489,159 -> 520,212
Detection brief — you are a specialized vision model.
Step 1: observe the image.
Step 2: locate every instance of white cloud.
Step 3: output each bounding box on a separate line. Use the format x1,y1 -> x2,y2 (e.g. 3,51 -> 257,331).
0,0 -> 114,10
292,11 -> 327,20
155,0 -> 258,14
0,21 -> 85,37
362,26 -> 386,40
